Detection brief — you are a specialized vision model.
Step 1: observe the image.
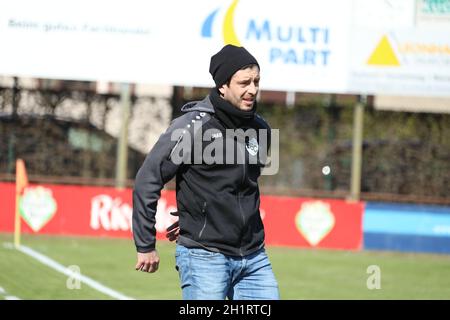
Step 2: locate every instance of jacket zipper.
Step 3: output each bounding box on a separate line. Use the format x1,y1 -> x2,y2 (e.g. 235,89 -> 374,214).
238,143 -> 247,257
237,194 -> 245,257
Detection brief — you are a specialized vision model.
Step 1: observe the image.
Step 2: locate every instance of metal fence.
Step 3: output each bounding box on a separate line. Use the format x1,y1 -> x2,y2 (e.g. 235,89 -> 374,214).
1,79 -> 449,204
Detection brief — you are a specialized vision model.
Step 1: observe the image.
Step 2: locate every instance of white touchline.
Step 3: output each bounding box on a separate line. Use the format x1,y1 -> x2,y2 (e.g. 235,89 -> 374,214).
0,286 -> 21,300
4,243 -> 134,300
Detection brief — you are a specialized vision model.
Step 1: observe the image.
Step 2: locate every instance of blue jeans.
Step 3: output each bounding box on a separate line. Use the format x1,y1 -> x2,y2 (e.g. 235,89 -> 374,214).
175,244 -> 280,300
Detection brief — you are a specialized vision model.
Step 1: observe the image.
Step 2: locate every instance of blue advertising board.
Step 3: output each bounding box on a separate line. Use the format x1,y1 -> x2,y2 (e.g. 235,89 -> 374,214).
364,202 -> 450,254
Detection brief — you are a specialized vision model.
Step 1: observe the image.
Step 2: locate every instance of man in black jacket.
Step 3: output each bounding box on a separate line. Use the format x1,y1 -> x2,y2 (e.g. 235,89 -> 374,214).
132,44 -> 279,300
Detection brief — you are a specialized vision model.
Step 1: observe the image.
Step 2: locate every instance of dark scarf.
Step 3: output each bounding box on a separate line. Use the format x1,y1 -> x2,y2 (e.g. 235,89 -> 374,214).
209,89 -> 256,129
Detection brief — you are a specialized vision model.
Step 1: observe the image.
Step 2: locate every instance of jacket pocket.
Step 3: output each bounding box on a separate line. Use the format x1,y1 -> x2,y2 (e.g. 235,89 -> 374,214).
198,201 -> 208,238
179,184 -> 204,214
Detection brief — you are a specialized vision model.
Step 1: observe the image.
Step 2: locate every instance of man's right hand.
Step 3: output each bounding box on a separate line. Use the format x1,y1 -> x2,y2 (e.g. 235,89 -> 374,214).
166,211 -> 180,242
135,250 -> 160,273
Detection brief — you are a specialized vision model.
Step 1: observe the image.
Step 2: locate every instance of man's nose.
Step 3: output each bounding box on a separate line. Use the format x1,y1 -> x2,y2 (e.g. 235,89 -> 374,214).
248,82 -> 258,95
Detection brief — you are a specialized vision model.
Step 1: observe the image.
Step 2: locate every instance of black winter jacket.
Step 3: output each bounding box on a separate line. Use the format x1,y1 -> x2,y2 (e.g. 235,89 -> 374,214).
132,95 -> 271,256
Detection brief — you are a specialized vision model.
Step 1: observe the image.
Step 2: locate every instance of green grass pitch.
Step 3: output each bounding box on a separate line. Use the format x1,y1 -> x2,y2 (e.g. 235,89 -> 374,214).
1,233 -> 450,300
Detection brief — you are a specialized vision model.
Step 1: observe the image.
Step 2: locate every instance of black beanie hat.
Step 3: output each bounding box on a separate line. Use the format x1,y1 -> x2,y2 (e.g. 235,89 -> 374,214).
209,44 -> 259,88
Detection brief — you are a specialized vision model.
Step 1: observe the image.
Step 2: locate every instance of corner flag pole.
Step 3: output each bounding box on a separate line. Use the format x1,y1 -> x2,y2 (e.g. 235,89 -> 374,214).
14,159 -> 28,248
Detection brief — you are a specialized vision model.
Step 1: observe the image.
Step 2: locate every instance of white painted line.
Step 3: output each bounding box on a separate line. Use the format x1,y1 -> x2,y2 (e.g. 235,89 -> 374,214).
0,286 -> 20,300
4,242 -> 134,300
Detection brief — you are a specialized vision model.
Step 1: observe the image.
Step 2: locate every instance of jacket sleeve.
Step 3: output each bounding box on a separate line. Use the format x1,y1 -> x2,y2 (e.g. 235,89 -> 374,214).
132,113 -> 193,253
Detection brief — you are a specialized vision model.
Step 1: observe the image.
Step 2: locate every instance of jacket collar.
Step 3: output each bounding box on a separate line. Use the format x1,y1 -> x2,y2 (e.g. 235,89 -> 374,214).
181,95 -> 215,114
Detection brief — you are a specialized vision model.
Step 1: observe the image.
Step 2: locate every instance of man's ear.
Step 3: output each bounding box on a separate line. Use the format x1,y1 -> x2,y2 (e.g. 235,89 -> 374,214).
218,84 -> 226,96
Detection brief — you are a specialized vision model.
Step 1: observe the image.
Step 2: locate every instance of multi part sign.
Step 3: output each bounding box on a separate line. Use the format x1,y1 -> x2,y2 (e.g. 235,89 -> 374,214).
199,0 -> 351,93
1,0 -> 449,96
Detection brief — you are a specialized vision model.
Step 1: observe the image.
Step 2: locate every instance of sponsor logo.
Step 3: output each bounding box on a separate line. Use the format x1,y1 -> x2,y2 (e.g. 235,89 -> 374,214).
366,33 -> 450,68
90,195 -> 177,233
19,186 -> 57,232
295,201 -> 335,246
367,35 -> 400,66
201,0 -> 332,66
90,195 -> 132,231
201,0 -> 241,46
212,132 -> 222,139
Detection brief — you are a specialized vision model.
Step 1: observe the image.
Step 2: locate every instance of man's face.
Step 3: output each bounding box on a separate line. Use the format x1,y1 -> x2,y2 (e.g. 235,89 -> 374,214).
219,65 -> 260,111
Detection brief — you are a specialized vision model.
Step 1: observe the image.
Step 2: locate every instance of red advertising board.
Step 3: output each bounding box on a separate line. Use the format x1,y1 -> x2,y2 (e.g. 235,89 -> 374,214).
0,182 -> 363,250
260,195 -> 364,250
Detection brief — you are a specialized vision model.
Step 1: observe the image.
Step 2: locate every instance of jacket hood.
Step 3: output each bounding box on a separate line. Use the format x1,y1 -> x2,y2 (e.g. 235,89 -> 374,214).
180,95 -> 215,114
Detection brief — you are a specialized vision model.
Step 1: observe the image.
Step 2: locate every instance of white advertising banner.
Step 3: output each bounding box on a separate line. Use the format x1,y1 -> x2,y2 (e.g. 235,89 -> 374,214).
1,0 -> 450,96
0,0 -> 352,93
348,28 -> 450,97
0,0 -> 193,84
223,0 -> 352,93
348,0 -> 450,97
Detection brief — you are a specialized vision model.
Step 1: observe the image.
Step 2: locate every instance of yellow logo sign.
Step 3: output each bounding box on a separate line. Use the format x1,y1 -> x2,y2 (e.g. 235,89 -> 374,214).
367,35 -> 400,67
223,0 -> 242,46
202,0 -> 242,46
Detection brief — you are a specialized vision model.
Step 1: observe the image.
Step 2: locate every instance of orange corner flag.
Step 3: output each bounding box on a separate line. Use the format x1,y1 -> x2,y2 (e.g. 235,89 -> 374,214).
16,159 -> 29,195
15,159 -> 29,248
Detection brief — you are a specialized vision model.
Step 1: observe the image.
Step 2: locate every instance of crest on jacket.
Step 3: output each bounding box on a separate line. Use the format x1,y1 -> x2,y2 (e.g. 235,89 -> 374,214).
246,137 -> 259,156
